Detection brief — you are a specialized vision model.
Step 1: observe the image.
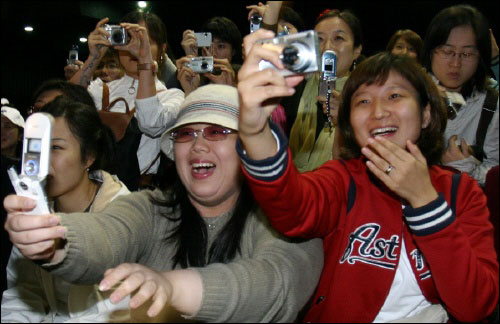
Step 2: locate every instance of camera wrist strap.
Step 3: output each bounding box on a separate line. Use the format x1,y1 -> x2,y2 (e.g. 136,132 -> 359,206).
325,79 -> 333,131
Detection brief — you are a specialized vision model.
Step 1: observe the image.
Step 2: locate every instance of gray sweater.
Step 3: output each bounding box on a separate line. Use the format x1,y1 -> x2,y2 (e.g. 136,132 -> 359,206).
44,190 -> 323,322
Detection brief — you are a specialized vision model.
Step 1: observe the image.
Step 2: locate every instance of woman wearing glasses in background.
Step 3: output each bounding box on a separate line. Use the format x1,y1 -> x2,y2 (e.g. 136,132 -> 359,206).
422,4 -> 498,186
3,85 -> 322,322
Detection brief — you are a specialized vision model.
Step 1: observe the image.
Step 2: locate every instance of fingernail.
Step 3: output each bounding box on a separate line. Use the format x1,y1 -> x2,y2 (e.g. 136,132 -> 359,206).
24,199 -> 36,209
49,216 -> 60,226
110,292 -> 121,303
99,280 -> 109,291
57,227 -> 67,237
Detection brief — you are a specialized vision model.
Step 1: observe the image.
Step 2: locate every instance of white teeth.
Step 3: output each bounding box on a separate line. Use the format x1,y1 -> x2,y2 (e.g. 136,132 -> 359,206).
192,162 -> 215,169
371,127 -> 398,136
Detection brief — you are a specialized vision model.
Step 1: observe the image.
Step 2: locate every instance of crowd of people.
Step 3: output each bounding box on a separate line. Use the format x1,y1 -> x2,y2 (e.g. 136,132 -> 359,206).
1,1 -> 498,323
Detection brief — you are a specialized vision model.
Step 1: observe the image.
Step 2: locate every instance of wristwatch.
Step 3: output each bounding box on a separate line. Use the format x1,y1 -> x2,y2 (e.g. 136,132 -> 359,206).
137,61 -> 158,74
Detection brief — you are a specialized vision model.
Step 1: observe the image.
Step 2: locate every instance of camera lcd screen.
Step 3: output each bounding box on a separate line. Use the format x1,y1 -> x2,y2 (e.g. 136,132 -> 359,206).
27,139 -> 42,153
325,64 -> 333,72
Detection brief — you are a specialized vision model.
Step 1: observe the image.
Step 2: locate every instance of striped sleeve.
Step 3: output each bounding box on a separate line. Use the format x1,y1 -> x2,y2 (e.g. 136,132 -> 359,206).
403,193 -> 455,236
236,122 -> 289,182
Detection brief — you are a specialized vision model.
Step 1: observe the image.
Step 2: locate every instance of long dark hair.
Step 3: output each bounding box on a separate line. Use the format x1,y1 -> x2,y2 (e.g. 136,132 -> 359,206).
40,97 -> 116,172
153,172 -> 255,268
338,52 -> 447,165
421,5 -> 492,98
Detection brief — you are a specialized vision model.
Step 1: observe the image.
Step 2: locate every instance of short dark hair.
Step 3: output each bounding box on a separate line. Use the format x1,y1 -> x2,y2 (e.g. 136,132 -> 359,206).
32,79 -> 95,108
40,97 -> 115,172
279,6 -> 305,32
315,9 -> 363,50
421,5 -> 492,97
201,17 -> 243,64
338,52 -> 447,165
386,29 -> 423,62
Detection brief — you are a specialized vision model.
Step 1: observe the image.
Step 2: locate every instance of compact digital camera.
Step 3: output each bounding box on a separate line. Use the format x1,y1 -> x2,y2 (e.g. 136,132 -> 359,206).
319,50 -> 337,97
67,45 -> 79,65
8,113 -> 54,215
195,32 -> 212,48
104,24 -> 129,46
257,30 -> 321,77
187,56 -> 214,73
250,14 -> 263,33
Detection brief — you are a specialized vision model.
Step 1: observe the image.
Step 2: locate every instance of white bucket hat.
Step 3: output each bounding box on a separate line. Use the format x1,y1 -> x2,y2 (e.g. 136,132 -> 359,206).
161,84 -> 239,158
1,105 -> 25,128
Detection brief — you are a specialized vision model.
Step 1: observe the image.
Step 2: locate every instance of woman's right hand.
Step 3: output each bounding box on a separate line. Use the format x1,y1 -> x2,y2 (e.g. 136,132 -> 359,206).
87,18 -> 112,59
181,30 -> 198,57
238,29 -> 303,138
176,56 -> 201,96
4,195 -> 66,261
246,2 -> 269,21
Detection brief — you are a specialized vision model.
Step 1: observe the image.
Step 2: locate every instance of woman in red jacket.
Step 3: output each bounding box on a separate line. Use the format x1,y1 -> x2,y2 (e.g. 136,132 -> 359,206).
236,29 -> 499,322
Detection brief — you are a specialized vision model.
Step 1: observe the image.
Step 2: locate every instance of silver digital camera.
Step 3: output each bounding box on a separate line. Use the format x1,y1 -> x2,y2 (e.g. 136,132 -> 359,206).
186,56 -> 214,73
257,30 -> 321,77
250,14 -> 262,33
195,32 -> 212,48
104,24 -> 129,46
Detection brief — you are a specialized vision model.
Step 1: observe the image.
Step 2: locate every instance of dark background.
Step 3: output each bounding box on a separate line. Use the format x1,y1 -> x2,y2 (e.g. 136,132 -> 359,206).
1,1 -> 498,112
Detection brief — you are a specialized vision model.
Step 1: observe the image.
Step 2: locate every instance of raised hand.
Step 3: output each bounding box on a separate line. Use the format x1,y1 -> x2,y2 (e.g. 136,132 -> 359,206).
181,29 -> 198,57
176,55 -> 201,95
116,23 -> 152,64
204,58 -> 236,86
361,137 -> 438,208
237,29 -> 303,159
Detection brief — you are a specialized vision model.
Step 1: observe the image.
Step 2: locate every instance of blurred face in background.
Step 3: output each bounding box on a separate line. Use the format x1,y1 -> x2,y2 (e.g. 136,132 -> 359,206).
1,115 -> 21,157
391,38 -> 418,59
316,16 -> 362,78
431,25 -> 479,92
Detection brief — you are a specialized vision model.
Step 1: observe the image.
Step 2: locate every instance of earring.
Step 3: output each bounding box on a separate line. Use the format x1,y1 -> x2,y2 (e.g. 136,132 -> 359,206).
353,60 -> 357,70
86,168 -> 90,172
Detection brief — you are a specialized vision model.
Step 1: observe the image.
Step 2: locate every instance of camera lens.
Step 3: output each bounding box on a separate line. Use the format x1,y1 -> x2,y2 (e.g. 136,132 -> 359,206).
251,14 -> 262,24
201,61 -> 208,70
112,32 -> 124,44
282,43 -> 313,72
282,46 -> 299,67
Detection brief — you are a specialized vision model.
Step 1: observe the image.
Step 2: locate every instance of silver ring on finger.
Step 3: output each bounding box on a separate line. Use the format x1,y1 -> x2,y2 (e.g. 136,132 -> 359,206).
385,164 -> 395,175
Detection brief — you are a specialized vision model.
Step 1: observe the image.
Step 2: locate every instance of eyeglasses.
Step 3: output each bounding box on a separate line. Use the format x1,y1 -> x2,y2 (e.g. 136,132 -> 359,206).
170,125 -> 235,143
434,47 -> 479,62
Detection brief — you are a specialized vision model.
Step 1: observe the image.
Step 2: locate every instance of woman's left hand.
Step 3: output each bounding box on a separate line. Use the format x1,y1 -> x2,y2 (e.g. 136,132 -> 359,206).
204,58 -> 236,86
115,23 -> 153,63
99,263 -> 173,318
361,137 -> 438,208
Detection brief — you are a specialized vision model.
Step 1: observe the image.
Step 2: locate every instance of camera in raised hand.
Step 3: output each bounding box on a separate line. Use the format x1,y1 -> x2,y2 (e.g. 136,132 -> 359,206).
104,24 -> 130,46
257,30 -> 321,77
